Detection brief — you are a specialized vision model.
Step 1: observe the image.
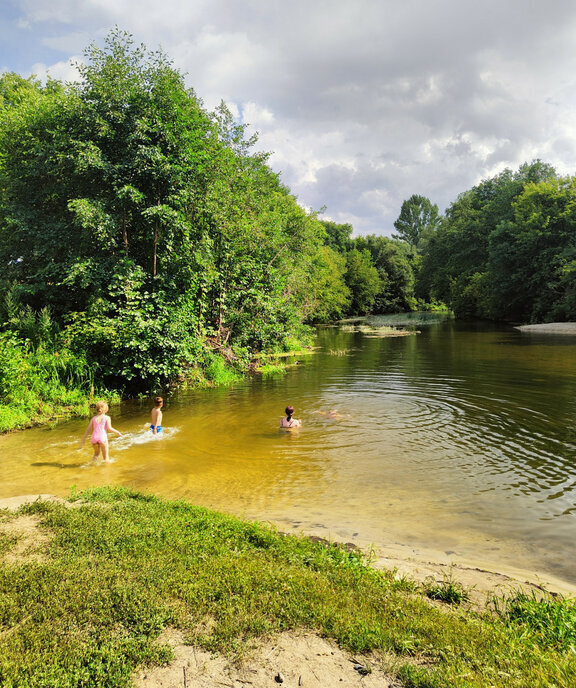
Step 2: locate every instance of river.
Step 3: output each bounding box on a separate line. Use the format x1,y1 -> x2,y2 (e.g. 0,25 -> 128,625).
2,314 -> 576,587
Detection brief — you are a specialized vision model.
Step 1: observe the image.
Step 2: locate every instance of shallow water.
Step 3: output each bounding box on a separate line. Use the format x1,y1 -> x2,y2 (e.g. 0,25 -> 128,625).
2,317 -> 576,585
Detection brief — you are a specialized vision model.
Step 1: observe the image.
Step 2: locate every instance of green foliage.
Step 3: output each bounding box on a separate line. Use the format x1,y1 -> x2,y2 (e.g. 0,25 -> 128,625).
0,332 -> 97,432
0,29 -> 330,404
415,159 -> 570,323
393,194 -> 441,248
491,590 -> 576,652
423,574 -> 470,605
488,177 -> 576,322
355,235 -> 417,313
305,246 -> 351,322
320,219 -> 353,253
344,248 -> 381,315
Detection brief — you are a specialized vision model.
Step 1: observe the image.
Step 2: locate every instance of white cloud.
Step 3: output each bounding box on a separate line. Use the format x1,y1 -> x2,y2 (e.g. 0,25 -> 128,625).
4,0 -> 576,233
29,59 -> 81,83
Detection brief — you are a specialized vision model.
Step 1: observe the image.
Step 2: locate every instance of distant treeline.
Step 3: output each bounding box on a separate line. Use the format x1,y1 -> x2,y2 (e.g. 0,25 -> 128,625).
1,29 -> 574,429
414,160 -> 576,323
326,159 -> 576,326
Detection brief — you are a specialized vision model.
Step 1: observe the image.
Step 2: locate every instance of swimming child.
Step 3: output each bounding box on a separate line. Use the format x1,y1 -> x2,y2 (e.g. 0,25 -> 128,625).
280,405 -> 302,429
80,400 -> 122,462
150,396 -> 163,435
314,409 -> 346,420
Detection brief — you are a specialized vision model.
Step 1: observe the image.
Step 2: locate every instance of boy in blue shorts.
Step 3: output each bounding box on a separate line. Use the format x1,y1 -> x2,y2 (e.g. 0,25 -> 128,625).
150,396 -> 163,435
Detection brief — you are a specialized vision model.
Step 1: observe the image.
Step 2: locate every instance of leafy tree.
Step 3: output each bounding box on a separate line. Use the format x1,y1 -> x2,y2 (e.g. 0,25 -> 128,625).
344,249 -> 381,315
488,177 -> 576,322
393,194 -> 441,248
354,235 -> 416,313
416,161 -> 558,318
304,246 -> 351,322
0,30 -> 329,391
320,219 -> 353,253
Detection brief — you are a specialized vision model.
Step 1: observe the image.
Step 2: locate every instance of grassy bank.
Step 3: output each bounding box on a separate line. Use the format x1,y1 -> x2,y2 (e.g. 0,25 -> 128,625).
0,332 -> 292,434
0,487 -> 575,687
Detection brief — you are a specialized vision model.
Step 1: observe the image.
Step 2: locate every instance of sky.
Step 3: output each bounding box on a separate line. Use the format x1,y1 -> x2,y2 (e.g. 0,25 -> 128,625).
2,0 -> 576,236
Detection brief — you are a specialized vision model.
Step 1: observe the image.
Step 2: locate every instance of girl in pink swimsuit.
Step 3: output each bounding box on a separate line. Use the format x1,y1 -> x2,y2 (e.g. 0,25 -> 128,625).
80,400 -> 122,462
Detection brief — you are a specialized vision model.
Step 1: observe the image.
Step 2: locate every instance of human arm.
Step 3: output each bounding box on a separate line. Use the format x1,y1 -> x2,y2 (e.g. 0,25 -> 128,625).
106,416 -> 122,437
80,418 -> 93,446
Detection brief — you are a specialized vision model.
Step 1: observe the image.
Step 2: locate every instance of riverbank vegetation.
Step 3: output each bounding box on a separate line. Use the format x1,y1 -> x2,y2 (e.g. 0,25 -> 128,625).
0,487 -> 574,687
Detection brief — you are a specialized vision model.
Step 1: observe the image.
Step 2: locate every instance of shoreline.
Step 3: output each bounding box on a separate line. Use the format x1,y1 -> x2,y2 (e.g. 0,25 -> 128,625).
515,321 -> 576,334
3,493 -> 575,602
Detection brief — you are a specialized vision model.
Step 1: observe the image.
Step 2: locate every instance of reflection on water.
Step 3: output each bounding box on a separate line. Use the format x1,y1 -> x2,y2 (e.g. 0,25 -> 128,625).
2,318 -> 576,585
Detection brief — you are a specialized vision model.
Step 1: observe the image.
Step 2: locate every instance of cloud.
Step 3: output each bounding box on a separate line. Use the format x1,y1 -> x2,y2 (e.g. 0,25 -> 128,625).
4,0 -> 576,233
29,59 -> 80,83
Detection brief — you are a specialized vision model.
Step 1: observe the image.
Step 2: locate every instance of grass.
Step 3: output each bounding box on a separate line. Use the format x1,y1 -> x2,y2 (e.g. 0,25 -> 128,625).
491,591 -> 576,652
423,573 -> 471,605
0,487 -> 575,687
367,312 -> 453,328
339,322 -> 415,337
328,348 -> 351,356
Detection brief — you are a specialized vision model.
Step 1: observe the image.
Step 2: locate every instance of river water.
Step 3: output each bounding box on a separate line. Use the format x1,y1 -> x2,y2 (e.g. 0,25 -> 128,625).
2,315 -> 576,586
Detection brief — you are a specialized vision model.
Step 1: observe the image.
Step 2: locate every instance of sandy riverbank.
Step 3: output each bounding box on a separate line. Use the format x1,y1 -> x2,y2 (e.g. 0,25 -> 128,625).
515,322 -> 576,334
2,494 -> 575,688
3,493 -> 574,600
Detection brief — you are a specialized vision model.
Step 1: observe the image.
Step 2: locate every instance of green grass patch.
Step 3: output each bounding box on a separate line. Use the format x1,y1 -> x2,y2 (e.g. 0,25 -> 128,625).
491,590 -> 576,652
423,574 -> 470,605
0,487 -> 574,687
0,333 -> 120,433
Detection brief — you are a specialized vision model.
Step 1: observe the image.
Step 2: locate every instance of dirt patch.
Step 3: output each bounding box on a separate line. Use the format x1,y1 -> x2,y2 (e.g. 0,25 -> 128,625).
134,629 -> 398,688
0,514 -> 51,564
0,494 -> 65,564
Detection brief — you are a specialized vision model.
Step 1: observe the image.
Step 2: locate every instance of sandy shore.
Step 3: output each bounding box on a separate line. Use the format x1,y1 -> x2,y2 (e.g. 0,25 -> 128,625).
3,494 -> 575,688
3,494 -> 574,599
515,322 -> 576,334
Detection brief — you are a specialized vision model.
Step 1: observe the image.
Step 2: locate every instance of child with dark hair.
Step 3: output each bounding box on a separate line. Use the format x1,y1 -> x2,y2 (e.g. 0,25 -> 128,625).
280,405 -> 301,429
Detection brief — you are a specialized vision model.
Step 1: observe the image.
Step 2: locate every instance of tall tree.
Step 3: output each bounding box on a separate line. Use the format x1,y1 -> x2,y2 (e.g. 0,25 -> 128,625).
393,194 -> 441,248
0,30 -> 330,390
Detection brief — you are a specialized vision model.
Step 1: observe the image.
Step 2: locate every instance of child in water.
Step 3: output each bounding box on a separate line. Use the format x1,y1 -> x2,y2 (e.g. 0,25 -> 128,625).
150,396 -> 163,435
280,405 -> 301,429
80,400 -> 122,462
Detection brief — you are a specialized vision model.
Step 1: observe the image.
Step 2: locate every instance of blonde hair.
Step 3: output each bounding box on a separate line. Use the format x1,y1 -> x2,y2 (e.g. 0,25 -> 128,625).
95,400 -> 109,414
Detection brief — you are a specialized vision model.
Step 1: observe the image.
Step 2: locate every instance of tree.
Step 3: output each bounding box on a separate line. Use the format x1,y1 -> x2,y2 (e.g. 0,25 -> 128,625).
0,30 -> 330,390
488,177 -> 576,322
393,194 -> 441,248
344,249 -> 381,315
304,246 -> 351,322
354,235 -> 416,313
416,160 -> 558,319
320,219 -> 353,253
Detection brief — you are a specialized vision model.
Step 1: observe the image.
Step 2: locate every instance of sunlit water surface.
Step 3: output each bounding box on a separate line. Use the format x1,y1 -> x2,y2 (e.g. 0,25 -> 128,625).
2,318 -> 576,585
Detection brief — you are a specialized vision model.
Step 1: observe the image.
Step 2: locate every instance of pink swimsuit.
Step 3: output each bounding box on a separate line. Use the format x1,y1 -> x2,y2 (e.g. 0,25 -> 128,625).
91,415 -> 110,444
